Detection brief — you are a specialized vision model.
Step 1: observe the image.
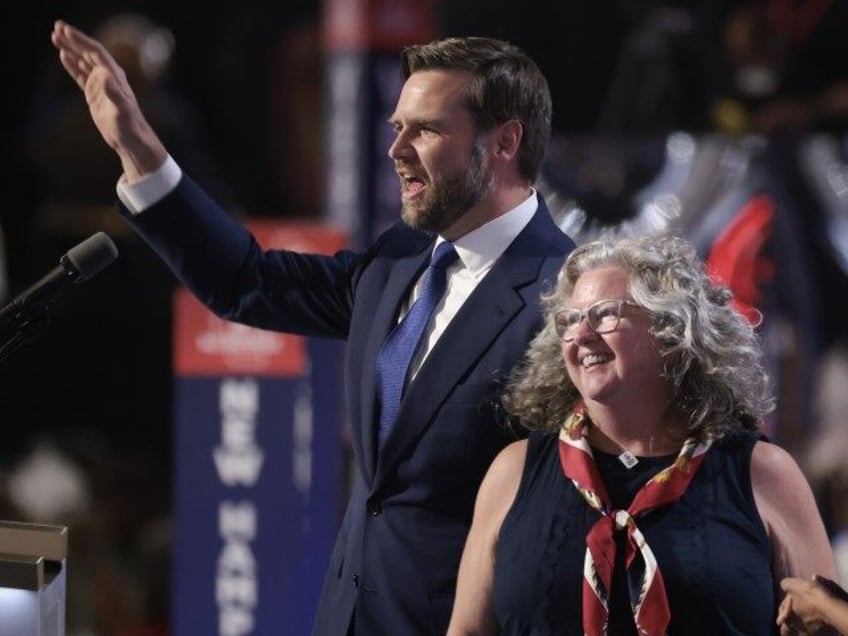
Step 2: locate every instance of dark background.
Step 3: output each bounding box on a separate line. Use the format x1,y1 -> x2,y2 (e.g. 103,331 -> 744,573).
1,1 -> 846,633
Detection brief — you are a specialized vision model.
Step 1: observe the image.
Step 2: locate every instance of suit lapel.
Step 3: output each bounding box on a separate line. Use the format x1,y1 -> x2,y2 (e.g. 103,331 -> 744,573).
374,223 -> 551,484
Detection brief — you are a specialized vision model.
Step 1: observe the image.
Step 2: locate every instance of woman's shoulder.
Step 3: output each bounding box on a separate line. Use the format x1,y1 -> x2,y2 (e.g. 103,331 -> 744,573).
486,431 -> 560,505
485,439 -> 530,495
712,428 -> 802,478
750,438 -> 807,486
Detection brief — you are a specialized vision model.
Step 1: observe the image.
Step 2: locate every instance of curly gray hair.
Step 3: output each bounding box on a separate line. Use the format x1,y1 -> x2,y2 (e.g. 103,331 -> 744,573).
502,234 -> 774,440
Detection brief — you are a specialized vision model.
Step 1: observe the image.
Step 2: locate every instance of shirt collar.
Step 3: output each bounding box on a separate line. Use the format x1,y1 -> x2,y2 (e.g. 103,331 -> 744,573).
436,189 -> 538,274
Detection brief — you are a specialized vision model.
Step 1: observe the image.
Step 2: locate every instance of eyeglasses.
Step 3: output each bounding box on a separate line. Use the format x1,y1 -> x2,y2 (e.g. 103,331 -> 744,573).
554,298 -> 640,342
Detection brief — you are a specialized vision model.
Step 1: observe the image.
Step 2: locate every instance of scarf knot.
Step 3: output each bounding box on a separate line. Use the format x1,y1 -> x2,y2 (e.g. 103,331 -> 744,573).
613,509 -> 637,532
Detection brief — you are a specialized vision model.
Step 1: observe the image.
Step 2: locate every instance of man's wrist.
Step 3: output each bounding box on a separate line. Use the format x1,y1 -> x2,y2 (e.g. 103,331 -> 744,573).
117,154 -> 182,214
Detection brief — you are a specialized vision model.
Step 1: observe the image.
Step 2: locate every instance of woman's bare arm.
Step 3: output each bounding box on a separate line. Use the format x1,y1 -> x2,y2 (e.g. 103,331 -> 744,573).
447,439 -> 528,636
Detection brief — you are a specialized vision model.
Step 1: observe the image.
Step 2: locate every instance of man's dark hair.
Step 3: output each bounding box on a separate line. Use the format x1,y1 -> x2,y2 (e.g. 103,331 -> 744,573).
401,37 -> 552,182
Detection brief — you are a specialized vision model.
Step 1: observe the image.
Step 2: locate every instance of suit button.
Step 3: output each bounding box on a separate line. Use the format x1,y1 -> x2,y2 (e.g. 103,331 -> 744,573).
367,501 -> 382,516
352,574 -> 359,587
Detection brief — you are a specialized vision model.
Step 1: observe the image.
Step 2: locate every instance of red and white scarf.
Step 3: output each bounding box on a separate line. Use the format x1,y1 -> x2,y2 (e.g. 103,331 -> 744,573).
558,403 -> 713,635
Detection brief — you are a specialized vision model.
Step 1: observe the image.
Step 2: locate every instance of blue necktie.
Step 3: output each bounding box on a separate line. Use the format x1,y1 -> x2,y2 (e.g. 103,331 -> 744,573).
376,241 -> 459,444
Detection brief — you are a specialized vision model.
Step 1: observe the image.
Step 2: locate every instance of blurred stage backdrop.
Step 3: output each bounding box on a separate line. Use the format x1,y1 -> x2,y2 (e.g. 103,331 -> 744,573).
1,1 -> 846,634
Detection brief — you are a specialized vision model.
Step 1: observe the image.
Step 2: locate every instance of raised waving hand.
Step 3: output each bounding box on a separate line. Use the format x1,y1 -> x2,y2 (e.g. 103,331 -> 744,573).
51,19 -> 167,181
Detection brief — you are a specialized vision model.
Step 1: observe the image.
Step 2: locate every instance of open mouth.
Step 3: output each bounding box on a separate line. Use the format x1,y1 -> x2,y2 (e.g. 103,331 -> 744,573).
581,352 -> 613,368
399,173 -> 426,199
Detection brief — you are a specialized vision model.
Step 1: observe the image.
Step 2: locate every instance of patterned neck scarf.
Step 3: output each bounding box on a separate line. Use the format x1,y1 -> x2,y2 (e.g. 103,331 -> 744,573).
558,403 -> 713,636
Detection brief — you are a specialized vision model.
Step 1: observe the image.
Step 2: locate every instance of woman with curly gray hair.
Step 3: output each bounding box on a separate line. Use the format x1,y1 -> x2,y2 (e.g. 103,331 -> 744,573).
448,235 -> 837,635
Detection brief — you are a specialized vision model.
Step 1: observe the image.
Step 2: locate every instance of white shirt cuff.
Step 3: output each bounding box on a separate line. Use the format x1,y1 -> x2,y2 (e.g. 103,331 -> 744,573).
116,154 -> 182,214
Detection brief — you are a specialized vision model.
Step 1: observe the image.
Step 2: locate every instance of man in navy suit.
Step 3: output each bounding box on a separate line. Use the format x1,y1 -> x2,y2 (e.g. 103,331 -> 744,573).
52,21 -> 575,635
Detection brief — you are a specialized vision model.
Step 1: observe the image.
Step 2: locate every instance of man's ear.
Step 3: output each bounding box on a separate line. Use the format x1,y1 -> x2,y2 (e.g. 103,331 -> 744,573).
492,119 -> 524,160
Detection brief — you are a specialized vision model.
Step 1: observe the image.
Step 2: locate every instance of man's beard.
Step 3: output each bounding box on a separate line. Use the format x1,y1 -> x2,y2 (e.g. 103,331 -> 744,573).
401,138 -> 490,234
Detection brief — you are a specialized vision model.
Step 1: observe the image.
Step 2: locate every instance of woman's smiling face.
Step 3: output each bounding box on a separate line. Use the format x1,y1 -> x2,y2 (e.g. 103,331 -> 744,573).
561,265 -> 665,408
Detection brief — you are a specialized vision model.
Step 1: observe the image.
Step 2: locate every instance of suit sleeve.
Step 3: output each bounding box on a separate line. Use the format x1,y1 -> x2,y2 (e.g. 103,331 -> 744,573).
119,173 -> 365,338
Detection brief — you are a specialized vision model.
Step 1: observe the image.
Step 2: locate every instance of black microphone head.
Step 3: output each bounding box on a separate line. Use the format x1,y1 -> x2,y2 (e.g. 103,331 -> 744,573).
64,232 -> 119,281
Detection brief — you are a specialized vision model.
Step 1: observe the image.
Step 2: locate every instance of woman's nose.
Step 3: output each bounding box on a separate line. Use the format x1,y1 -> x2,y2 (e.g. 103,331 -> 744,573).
570,319 -> 598,345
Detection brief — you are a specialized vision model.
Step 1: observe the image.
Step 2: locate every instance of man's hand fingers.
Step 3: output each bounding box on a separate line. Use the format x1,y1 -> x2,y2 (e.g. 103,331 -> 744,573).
57,49 -> 88,90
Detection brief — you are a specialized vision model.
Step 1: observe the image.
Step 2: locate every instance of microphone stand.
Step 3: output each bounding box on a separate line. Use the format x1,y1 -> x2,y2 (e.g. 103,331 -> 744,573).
0,300 -> 53,367
0,231 -> 119,367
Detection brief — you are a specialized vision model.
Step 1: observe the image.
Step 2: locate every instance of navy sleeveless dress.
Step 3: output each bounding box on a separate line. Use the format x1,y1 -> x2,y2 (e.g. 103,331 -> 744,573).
493,430 -> 778,635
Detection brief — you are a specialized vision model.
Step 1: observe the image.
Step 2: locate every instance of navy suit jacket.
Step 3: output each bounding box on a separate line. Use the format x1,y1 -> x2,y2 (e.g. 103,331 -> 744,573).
120,175 -> 575,635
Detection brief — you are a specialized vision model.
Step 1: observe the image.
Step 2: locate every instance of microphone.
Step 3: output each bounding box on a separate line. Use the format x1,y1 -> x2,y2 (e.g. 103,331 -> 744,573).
0,232 -> 119,328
